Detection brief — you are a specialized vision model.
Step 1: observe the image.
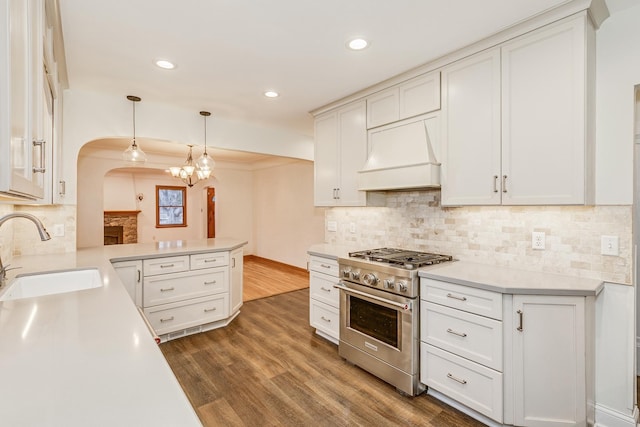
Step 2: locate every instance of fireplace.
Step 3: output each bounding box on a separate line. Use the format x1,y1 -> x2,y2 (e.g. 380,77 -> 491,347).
104,226 -> 124,245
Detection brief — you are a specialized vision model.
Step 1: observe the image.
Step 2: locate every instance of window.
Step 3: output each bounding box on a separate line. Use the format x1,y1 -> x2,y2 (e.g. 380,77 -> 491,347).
156,185 -> 187,227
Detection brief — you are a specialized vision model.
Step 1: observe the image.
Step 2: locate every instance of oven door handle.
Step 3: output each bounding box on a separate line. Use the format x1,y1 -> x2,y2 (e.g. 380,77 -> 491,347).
334,283 -> 412,312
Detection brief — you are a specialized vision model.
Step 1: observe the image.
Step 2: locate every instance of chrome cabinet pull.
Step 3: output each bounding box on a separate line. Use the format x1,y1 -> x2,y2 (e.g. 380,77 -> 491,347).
446,373 -> 467,385
160,263 -> 175,269
320,287 -> 331,292
204,280 -> 217,285
493,175 -> 499,193
502,175 -> 508,193
320,316 -> 331,323
160,287 -> 175,292
58,180 -> 66,196
232,257 -> 236,268
446,328 -> 467,338
446,293 -> 467,302
204,308 -> 217,313
320,263 -> 331,269
160,316 -> 174,323
137,269 -> 141,283
517,309 -> 524,331
204,259 -> 216,263
32,139 -> 46,173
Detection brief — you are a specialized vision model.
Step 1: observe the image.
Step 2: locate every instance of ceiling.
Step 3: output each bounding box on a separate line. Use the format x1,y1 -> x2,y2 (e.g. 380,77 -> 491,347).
59,0 -> 589,140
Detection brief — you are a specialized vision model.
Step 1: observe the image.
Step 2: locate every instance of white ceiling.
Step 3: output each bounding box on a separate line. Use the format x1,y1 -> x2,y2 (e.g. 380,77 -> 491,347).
59,0 -> 582,140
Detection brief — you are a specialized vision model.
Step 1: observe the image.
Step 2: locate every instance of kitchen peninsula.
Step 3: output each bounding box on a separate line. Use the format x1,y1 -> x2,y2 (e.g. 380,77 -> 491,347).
0,238 -> 246,426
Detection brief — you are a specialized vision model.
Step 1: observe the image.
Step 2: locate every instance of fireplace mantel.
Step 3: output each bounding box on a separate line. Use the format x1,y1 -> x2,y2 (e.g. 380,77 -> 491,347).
104,210 -> 141,216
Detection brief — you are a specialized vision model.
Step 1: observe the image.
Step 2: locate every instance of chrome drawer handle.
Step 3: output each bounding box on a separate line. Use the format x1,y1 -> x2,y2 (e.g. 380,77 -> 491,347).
204,308 -> 217,313
160,287 -> 175,292
160,316 -> 174,323
320,287 -> 331,292
204,280 -> 217,285
493,175 -> 499,193
446,293 -> 467,302
446,328 -> 467,338
320,264 -> 332,269
517,309 -> 524,332
204,259 -> 216,263
320,316 -> 331,323
502,175 -> 508,193
447,373 -> 467,385
160,263 -> 175,268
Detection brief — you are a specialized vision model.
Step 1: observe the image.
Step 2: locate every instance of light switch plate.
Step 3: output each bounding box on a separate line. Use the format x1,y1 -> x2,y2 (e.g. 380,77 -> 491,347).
52,224 -> 65,237
327,221 -> 337,232
349,223 -> 356,233
601,235 -> 619,256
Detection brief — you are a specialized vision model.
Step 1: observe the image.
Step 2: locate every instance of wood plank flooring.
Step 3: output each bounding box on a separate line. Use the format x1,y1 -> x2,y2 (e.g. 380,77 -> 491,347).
161,276 -> 486,426
242,256 -> 309,302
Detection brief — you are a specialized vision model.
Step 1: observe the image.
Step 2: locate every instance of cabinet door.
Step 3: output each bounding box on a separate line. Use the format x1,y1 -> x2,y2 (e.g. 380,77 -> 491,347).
501,16 -> 589,205
367,88 -> 399,128
441,48 -> 501,206
511,295 -> 586,426
313,111 -> 339,206
112,260 -> 142,306
336,100 -> 367,205
230,247 -> 243,314
399,71 -> 441,120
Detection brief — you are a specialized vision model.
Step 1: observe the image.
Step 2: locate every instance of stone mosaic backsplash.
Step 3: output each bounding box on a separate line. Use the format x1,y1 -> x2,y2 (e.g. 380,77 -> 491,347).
325,190 -> 633,285
12,205 -> 77,257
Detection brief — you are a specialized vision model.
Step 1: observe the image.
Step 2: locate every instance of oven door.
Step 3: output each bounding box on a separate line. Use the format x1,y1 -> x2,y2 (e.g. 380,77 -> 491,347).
334,281 -> 416,373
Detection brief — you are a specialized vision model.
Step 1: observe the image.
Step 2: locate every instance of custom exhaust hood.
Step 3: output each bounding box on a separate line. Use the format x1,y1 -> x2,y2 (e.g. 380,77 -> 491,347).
357,113 -> 441,191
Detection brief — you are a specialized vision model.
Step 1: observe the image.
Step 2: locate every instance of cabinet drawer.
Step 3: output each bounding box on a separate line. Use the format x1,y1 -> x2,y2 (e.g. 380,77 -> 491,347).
144,294 -> 229,335
190,252 -> 229,270
310,271 -> 339,307
421,343 -> 503,423
143,256 -> 190,276
421,302 -> 502,371
310,299 -> 339,340
421,278 -> 502,320
143,268 -> 228,307
309,256 -> 339,277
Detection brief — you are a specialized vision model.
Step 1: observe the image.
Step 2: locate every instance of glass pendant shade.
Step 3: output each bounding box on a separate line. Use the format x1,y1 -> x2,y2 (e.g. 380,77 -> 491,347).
169,111 -> 215,187
123,95 -> 146,164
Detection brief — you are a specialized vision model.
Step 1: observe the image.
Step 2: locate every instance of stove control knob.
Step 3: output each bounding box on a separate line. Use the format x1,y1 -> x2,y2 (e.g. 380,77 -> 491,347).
342,268 -> 351,278
362,273 -> 378,286
397,281 -> 408,292
350,271 -> 360,280
383,279 -> 395,289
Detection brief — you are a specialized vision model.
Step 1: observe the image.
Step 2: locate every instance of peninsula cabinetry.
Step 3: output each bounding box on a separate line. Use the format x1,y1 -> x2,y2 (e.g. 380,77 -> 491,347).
441,13 -> 595,206
112,259 -> 142,305
308,254 -> 340,344
313,100 -> 367,206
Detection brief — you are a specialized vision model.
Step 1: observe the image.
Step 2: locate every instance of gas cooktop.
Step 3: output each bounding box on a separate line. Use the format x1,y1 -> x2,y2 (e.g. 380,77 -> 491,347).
348,247 -> 453,270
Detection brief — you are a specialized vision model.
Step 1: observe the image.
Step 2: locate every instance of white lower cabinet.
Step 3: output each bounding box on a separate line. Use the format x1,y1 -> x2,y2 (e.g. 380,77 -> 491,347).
113,249 -> 242,342
421,278 -> 594,426
308,255 -> 340,344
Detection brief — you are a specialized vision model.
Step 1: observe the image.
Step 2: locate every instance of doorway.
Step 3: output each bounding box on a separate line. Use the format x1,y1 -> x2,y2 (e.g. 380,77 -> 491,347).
206,187 -> 215,238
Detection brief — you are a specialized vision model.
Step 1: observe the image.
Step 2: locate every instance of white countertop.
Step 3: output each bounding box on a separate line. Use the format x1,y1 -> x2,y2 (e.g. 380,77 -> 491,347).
307,243 -> 363,260
418,261 -> 603,296
0,238 -> 246,426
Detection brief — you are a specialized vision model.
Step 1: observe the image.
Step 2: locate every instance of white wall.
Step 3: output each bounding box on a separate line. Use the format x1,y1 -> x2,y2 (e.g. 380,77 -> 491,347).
62,89 -> 314,205
253,160 -> 325,269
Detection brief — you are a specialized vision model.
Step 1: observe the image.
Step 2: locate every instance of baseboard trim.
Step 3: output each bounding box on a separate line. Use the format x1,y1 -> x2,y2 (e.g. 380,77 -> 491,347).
594,403 -> 639,427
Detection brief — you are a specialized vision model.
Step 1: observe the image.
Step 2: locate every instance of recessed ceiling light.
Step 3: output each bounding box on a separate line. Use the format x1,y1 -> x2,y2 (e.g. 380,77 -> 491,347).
154,59 -> 176,70
264,91 -> 279,98
347,38 -> 369,51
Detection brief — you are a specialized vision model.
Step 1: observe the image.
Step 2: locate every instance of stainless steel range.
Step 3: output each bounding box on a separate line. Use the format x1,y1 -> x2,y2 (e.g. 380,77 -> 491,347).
334,248 -> 452,396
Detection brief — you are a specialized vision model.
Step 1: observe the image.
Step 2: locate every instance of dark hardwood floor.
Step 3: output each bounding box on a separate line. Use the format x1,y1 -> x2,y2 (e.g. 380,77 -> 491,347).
161,286 -> 485,425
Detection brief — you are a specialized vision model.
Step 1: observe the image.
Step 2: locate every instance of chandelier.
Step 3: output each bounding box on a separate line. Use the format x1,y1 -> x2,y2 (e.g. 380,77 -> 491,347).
169,111 -> 215,187
123,95 -> 147,164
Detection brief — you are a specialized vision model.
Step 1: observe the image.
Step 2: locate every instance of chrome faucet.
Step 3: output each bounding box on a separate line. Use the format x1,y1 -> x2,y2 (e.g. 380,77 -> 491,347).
0,213 -> 51,287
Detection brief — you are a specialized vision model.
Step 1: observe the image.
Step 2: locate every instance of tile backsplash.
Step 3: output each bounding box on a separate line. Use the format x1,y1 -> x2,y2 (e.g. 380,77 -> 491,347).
325,190 -> 632,284
13,205 -> 77,256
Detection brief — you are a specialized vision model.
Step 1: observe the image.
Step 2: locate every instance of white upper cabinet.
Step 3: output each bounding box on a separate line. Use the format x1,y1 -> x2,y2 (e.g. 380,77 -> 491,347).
314,100 -> 368,206
441,48 -> 502,206
441,13 -> 595,206
366,71 -> 440,129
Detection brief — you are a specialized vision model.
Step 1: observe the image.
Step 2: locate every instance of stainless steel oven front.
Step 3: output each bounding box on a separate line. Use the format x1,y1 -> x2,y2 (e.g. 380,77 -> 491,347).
334,280 -> 423,396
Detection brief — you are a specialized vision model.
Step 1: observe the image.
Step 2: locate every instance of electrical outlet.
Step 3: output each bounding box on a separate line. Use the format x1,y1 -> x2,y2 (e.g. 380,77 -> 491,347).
327,221 -> 337,232
531,231 -> 545,250
52,224 -> 65,237
601,235 -> 619,256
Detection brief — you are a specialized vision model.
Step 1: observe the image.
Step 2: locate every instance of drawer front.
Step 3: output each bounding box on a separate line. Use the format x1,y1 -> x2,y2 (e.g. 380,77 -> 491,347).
143,268 -> 228,307
143,256 -> 190,276
191,252 -> 229,270
309,256 -> 339,277
144,294 -> 229,335
421,343 -> 503,423
421,278 -> 502,320
310,271 -> 339,307
422,302 -> 502,371
310,299 -> 339,340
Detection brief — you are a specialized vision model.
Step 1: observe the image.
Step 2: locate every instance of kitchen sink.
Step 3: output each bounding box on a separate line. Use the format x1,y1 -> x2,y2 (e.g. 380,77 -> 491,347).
0,268 -> 103,301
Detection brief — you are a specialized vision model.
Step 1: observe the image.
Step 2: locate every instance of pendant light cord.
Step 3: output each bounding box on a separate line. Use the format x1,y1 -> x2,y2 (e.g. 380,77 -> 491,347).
132,100 -> 137,148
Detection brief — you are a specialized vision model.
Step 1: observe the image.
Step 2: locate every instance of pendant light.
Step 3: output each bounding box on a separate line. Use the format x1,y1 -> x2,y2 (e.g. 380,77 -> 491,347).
123,95 -> 147,164
195,111 -> 215,179
169,145 -> 199,187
